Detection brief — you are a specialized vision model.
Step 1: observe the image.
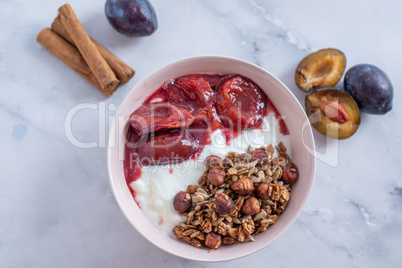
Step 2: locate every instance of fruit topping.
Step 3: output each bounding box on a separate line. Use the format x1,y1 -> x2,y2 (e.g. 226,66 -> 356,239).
129,102 -> 194,136
185,105 -> 222,150
282,163 -> 299,184
105,0 -> 157,37
166,76 -> 214,112
295,48 -> 346,92
192,105 -> 221,131
305,89 -> 360,139
344,64 -> 393,114
137,130 -> 196,165
216,76 -> 266,129
173,191 -> 191,213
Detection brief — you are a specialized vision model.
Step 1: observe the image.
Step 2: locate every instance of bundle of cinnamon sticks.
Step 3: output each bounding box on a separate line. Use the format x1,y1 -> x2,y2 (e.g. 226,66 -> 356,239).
37,4 -> 135,97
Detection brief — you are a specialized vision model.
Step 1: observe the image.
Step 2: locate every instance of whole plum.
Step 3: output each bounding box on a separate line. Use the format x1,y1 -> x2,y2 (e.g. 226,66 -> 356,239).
344,64 -> 393,114
105,0 -> 157,37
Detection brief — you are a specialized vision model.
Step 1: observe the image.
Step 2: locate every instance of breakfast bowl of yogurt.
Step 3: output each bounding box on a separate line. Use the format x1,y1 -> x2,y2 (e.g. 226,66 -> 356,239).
107,56 -> 316,261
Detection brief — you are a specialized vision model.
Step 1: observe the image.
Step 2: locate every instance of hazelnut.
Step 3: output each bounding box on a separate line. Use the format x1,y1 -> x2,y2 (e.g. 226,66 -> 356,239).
282,162 -> 299,184
173,191 -> 191,213
242,197 -> 260,215
207,168 -> 225,186
231,177 -> 254,196
251,148 -> 268,166
205,155 -> 223,170
254,182 -> 271,200
205,232 -> 222,249
214,193 -> 234,215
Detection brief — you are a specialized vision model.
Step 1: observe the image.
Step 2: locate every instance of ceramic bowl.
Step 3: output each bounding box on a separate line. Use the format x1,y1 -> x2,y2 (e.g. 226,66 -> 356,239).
107,56 -> 316,262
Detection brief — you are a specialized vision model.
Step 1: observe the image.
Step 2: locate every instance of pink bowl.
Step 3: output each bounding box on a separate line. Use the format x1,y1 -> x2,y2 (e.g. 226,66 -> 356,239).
107,56 -> 316,262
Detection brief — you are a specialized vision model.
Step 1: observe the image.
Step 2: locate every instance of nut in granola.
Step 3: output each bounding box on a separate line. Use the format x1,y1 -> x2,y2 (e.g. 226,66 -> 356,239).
282,162 -> 299,184
205,232 -> 222,249
205,155 -> 223,170
173,191 -> 192,213
231,177 -> 254,196
172,143 -> 293,251
214,193 -> 234,215
251,148 -> 268,166
242,197 -> 260,215
207,168 -> 226,186
254,182 -> 271,200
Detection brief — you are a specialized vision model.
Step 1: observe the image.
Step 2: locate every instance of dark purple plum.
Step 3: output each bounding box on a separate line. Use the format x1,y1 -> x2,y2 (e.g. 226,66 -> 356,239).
344,64 -> 393,115
105,0 -> 157,37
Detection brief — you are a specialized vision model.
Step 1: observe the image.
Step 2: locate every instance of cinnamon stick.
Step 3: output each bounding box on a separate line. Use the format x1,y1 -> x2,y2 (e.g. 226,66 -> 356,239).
51,15 -> 135,84
37,28 -> 118,94
58,4 -> 119,96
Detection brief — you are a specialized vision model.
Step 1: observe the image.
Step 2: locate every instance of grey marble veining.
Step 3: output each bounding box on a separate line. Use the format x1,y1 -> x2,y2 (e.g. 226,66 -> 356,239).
1,0 -> 401,267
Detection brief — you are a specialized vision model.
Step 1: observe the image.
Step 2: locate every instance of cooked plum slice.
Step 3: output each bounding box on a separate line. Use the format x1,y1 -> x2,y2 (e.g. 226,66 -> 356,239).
305,89 -> 360,139
192,105 -> 221,131
166,76 -> 214,112
137,130 -> 196,165
295,48 -> 346,92
129,102 -> 194,135
188,105 -> 222,147
344,64 -> 393,114
216,76 -> 266,129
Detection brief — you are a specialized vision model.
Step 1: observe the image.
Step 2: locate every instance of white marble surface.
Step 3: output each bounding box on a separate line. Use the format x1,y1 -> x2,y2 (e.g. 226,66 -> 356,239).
1,0 -> 401,267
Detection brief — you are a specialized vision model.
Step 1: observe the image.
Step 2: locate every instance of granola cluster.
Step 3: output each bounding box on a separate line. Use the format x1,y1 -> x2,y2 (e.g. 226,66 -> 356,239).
172,142 -> 298,251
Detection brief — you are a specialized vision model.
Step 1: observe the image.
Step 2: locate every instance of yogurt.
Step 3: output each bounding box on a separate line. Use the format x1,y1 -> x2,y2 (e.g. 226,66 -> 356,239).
130,113 -> 291,233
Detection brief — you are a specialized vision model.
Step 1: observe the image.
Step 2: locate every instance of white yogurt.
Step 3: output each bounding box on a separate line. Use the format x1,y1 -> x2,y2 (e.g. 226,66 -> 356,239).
130,113 -> 291,233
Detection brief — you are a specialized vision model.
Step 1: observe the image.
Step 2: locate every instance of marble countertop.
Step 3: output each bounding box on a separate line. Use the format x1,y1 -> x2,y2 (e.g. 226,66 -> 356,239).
1,0 -> 401,267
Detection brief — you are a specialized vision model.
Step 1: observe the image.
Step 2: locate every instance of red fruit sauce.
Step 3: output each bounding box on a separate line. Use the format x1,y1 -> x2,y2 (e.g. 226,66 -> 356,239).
123,74 -> 289,199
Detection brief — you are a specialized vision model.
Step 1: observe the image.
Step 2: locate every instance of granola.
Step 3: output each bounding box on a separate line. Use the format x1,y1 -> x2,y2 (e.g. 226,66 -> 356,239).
172,142 -> 299,251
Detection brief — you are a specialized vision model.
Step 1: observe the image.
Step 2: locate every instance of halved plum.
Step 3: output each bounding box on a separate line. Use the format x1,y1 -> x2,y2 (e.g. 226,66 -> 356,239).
166,76 -> 214,112
129,102 -> 194,135
216,76 -> 266,129
295,48 -> 346,92
137,130 -> 196,165
305,89 -> 360,139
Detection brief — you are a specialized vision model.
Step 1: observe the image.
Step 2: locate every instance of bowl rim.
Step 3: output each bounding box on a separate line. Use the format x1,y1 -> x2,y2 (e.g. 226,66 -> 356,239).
107,55 -> 316,262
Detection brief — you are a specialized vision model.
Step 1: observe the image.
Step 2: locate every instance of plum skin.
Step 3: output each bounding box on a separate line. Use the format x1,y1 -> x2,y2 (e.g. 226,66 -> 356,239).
344,64 -> 393,115
105,0 -> 157,37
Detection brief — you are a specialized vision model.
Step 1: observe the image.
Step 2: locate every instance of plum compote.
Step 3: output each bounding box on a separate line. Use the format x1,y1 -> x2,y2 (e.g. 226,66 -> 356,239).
124,74 -> 288,185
